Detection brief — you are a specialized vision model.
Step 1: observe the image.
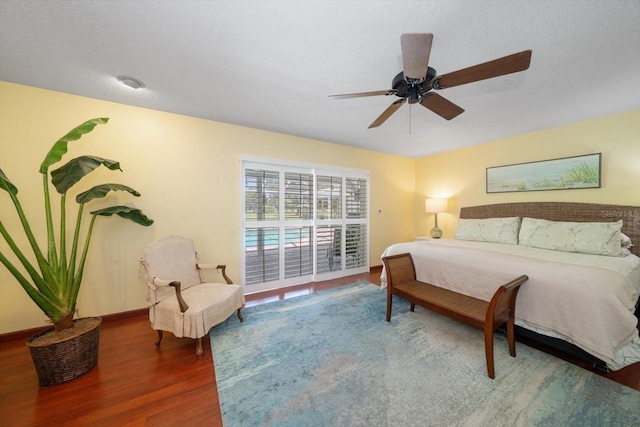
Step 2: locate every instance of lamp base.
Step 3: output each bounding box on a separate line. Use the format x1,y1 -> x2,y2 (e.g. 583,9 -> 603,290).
430,226 -> 442,239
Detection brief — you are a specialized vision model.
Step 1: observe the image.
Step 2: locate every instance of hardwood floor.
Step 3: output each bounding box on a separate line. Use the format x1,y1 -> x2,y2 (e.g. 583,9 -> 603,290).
1,269 -> 638,426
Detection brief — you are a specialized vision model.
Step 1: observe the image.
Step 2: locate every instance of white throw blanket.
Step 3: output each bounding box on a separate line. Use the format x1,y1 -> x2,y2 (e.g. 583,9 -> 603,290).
381,239 -> 640,370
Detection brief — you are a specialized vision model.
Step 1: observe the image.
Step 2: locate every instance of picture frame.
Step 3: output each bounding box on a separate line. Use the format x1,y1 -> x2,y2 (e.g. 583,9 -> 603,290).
486,153 -> 601,193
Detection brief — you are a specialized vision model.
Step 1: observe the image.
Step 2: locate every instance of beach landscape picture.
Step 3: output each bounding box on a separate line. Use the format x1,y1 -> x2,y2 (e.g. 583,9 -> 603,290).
486,153 -> 601,193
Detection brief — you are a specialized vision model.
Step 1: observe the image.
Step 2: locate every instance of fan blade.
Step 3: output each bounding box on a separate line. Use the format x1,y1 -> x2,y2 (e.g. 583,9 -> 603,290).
368,99 -> 406,128
419,93 -> 464,120
401,33 -> 433,81
329,89 -> 396,99
435,50 -> 532,89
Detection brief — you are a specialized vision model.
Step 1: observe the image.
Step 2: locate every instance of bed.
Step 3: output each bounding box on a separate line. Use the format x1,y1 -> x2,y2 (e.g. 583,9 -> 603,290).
381,202 -> 640,371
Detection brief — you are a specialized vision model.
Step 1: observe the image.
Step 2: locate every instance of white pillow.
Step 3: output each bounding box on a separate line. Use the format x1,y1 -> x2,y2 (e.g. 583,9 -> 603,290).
621,233 -> 633,257
455,217 -> 521,245
518,217 -> 624,257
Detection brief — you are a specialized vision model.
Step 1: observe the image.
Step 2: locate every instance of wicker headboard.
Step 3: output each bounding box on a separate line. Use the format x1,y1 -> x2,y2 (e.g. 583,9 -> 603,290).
459,202 -> 640,257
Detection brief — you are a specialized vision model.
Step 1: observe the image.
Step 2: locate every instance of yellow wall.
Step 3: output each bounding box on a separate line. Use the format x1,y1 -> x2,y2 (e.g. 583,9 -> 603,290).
0,82 -> 415,333
1,80 -> 638,334
415,109 -> 640,236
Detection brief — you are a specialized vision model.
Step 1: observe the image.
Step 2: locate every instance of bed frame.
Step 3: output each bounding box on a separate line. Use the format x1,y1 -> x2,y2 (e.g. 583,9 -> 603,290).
459,201 -> 640,371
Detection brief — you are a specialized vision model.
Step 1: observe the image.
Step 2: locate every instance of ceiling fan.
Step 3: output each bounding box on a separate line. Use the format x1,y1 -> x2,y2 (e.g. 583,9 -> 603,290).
330,33 -> 532,128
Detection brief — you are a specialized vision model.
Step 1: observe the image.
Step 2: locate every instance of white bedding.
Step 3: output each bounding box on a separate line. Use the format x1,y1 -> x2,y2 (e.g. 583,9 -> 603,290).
381,239 -> 640,370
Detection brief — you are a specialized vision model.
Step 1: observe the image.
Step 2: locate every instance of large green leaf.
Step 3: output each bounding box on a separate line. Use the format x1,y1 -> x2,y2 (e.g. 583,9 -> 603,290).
0,169 -> 18,195
39,118 -> 109,174
76,184 -> 141,204
51,156 -> 121,194
90,205 -> 154,226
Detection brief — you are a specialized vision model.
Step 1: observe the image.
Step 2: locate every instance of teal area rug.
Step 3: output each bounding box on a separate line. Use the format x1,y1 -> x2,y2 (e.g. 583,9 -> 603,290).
210,282 -> 640,426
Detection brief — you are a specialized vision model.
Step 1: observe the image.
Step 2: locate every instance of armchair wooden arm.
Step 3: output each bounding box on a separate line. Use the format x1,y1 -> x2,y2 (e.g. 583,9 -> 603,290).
168,281 -> 190,313
216,264 -> 232,284
152,277 -> 189,312
197,263 -> 233,284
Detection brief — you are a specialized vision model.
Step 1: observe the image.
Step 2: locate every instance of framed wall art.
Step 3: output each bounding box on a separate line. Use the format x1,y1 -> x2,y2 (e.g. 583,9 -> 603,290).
486,153 -> 601,193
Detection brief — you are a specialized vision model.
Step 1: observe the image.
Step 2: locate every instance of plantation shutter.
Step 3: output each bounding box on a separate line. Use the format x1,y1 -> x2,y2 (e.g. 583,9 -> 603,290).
283,172 -> 314,279
284,172 -> 313,220
284,226 -> 313,278
244,169 -> 280,285
345,224 -> 367,269
345,177 -> 367,219
316,175 -> 342,220
345,178 -> 368,270
242,159 -> 369,291
316,224 -> 342,273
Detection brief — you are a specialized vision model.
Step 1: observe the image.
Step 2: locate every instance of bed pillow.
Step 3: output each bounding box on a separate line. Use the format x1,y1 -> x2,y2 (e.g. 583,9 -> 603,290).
455,217 -> 521,245
620,233 -> 633,256
518,217 -> 624,256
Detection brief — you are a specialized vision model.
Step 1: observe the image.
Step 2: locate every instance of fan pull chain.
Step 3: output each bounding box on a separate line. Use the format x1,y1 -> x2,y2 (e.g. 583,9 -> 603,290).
408,102 -> 412,134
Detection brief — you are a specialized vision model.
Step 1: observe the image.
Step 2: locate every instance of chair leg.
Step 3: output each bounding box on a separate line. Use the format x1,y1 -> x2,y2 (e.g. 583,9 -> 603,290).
410,302 -> 416,312
155,330 -> 163,347
196,337 -> 203,358
237,308 -> 244,322
484,323 -> 495,379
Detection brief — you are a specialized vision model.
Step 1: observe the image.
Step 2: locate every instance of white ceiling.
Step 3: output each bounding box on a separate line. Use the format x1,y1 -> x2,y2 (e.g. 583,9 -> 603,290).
1,0 -> 639,158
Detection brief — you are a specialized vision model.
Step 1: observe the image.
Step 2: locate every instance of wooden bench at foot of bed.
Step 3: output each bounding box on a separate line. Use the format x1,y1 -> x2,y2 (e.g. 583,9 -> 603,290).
382,252 -> 529,379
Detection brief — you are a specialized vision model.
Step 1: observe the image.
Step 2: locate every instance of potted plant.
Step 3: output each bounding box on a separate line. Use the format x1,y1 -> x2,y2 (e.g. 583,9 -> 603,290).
0,117 -> 153,385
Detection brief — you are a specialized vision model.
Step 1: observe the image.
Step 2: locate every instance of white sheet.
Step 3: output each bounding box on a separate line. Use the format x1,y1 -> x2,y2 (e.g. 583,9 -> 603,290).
381,239 -> 640,370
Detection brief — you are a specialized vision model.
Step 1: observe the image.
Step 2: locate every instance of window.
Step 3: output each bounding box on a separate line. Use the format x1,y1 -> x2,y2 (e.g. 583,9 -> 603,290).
242,159 -> 369,292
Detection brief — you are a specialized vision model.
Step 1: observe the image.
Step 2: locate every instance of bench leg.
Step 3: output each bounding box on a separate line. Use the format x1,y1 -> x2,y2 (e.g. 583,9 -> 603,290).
410,302 -> 416,312
507,314 -> 516,357
386,294 -> 392,322
484,324 -> 495,379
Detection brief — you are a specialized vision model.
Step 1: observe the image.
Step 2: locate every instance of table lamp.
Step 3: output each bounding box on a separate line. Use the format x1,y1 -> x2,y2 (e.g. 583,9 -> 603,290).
425,198 -> 448,238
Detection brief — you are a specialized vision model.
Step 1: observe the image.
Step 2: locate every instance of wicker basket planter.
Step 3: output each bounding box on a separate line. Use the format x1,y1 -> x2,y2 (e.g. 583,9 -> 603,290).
26,317 -> 102,386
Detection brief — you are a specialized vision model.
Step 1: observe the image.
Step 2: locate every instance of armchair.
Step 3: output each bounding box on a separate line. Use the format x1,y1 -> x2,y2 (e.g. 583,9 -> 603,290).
140,236 -> 245,356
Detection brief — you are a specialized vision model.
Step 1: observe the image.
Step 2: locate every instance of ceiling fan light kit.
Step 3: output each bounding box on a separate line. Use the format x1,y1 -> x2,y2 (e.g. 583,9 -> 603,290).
330,33 -> 532,129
